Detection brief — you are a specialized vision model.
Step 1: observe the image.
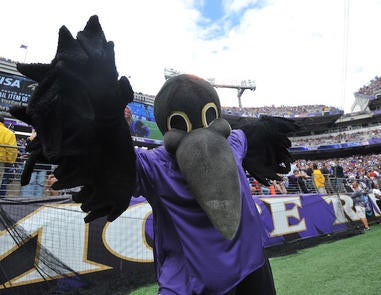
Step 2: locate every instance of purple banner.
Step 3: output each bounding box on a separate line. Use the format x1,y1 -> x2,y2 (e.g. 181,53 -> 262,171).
1,193 -> 380,294
254,194 -> 348,247
368,137 -> 381,144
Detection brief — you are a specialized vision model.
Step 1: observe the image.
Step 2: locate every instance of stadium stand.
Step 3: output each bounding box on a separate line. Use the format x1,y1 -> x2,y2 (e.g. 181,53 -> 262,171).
2,57 -> 381,193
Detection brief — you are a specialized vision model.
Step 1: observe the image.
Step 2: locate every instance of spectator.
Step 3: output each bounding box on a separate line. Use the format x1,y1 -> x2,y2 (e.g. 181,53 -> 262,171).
305,162 -> 314,177
312,163 -> 327,194
269,182 -> 276,195
287,170 -> 299,193
297,169 -> 310,193
272,179 -> 287,194
350,181 -> 370,231
250,178 -> 263,195
0,116 -> 18,197
21,131 -> 51,197
124,106 -> 151,138
288,169 -> 309,193
124,105 -> 134,127
320,162 -> 330,176
134,120 -> 151,137
331,161 -> 345,192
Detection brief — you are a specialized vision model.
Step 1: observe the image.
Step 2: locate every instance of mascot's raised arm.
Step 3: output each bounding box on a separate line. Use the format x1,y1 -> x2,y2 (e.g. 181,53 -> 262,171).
11,15 -> 298,295
10,16 -> 136,222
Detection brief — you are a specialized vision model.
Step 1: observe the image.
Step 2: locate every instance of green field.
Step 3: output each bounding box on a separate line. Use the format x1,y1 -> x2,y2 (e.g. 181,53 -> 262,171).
129,224 -> 381,295
143,120 -> 163,140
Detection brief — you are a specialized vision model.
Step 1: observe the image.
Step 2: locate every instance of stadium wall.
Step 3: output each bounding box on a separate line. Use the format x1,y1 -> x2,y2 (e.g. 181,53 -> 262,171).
1,193 -> 380,294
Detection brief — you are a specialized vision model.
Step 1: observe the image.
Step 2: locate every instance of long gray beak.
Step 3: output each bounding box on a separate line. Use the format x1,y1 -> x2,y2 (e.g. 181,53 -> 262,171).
175,119 -> 241,239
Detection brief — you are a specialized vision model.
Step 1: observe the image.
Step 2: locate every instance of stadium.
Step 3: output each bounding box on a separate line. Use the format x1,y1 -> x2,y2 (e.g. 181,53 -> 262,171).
1,55 -> 381,295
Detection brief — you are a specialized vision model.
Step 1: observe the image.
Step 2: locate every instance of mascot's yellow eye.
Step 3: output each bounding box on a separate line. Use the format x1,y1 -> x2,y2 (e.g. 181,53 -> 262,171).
167,112 -> 192,132
202,103 -> 219,128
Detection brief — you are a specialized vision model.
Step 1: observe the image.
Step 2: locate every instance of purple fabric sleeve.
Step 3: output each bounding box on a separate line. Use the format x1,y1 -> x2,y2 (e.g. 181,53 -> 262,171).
134,129 -> 265,294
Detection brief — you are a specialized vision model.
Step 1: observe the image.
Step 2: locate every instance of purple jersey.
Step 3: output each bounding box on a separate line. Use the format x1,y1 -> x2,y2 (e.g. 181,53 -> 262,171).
134,129 -> 265,295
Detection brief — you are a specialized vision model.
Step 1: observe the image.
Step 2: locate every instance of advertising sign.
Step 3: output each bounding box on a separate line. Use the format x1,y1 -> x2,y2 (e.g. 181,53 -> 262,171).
0,72 -> 36,116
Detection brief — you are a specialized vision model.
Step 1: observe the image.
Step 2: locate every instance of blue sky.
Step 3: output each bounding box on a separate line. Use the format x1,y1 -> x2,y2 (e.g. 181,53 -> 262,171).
196,0 -> 265,39
196,0 -> 240,39
198,0 -> 226,24
1,0 -> 380,113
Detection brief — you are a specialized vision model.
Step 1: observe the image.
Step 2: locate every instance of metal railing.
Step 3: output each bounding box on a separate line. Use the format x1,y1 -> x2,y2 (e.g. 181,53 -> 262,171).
251,175 -> 355,196
0,144 -> 362,198
0,144 -> 66,198
0,162 -> 61,198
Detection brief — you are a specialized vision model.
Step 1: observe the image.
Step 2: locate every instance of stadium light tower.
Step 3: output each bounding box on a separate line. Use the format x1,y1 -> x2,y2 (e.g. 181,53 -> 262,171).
212,80 -> 256,109
164,68 -> 180,80
164,68 -> 256,109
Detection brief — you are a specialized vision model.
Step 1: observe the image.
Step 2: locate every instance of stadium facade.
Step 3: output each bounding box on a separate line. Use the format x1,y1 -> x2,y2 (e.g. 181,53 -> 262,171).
2,59 -> 381,158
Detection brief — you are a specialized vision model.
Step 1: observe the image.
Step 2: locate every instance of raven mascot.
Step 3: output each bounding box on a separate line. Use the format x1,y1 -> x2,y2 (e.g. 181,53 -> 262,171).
10,16 -> 298,295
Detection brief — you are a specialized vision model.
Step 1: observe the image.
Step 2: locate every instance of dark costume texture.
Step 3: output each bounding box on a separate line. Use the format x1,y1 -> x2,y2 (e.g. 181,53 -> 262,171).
10,16 -> 298,294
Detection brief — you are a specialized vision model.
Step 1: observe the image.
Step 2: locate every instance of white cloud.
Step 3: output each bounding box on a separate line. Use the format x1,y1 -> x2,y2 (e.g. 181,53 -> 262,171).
1,0 -> 380,113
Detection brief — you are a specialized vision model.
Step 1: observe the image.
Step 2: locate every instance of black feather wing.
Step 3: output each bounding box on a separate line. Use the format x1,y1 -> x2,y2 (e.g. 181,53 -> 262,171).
10,15 -> 136,223
224,114 -> 299,185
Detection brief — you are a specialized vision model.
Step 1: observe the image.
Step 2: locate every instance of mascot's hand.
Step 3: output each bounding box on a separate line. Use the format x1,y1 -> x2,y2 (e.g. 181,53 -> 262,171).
75,16 -> 134,119
243,116 -> 299,185
68,124 -> 136,223
51,15 -> 134,121
10,15 -> 137,222
224,114 -> 299,185
55,121 -> 137,223
72,185 -> 133,223
11,15 -> 134,165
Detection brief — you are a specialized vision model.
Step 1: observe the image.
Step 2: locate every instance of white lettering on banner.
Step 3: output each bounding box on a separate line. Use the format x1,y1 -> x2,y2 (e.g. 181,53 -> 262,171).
7,92 -> 22,101
0,76 -> 21,88
367,193 -> 381,216
339,193 -> 381,220
255,202 -> 263,214
261,197 -> 306,237
339,195 -> 359,221
0,204 -> 111,288
102,202 -> 154,262
323,196 -> 347,224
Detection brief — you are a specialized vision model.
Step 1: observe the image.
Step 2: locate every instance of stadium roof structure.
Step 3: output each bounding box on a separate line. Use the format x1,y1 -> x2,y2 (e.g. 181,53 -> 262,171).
351,93 -> 371,112
351,86 -> 381,113
0,58 -> 19,75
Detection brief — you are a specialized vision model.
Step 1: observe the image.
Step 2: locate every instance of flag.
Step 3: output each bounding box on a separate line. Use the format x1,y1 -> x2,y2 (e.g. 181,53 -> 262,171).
20,44 -> 28,49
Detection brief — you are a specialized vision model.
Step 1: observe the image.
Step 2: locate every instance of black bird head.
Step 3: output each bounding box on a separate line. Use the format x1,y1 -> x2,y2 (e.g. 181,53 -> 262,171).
153,74 -> 241,240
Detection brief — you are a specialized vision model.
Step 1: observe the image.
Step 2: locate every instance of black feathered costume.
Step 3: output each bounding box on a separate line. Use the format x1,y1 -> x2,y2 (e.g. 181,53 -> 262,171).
10,16 -> 298,294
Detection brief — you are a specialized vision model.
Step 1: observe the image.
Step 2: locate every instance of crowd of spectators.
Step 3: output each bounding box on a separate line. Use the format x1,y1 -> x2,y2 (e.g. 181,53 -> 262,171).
2,117 -> 381,198
2,131 -> 381,201
222,104 -> 342,118
291,128 -> 381,147
355,76 -> 381,97
0,56 -> 18,63
249,153 -> 381,196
